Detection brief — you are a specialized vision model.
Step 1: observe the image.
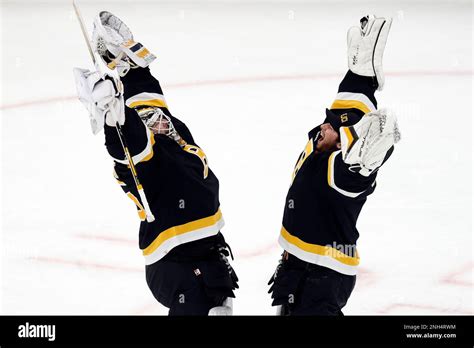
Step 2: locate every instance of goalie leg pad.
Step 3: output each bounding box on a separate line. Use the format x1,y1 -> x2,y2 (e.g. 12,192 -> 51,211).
208,297 -> 233,316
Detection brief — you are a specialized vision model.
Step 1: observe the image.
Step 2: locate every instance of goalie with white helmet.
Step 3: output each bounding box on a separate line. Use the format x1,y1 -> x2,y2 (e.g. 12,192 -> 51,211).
268,15 -> 400,315
74,11 -> 238,316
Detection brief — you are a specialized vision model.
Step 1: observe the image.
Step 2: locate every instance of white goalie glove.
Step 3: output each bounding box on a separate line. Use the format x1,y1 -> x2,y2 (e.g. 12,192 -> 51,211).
73,67 -> 125,135
208,297 -> 233,316
340,108 -> 401,177
92,11 -> 156,76
347,15 -> 392,90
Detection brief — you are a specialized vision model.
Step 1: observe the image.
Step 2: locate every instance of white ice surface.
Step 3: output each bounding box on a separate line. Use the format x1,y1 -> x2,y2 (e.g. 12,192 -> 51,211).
1,0 -> 472,315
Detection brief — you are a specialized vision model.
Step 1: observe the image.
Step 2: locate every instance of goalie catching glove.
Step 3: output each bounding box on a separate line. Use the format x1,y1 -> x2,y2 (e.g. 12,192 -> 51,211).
92,11 -> 156,76
340,108 -> 401,177
73,68 -> 125,135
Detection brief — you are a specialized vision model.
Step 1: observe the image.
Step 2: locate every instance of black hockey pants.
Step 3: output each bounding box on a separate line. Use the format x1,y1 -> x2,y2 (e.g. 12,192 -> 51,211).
145,233 -> 238,316
268,253 -> 356,316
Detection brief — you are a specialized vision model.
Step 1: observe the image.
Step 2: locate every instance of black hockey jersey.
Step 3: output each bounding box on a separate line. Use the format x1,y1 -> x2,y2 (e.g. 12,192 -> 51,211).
104,67 -> 222,265
280,137 -> 377,276
279,70 -> 388,276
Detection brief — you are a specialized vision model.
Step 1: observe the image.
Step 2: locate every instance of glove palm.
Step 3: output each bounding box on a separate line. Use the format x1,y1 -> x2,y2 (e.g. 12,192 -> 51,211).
73,68 -> 125,134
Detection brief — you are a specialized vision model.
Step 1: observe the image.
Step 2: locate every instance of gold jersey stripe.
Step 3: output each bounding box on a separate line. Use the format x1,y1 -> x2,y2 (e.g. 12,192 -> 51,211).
137,48 -> 151,58
330,99 -> 371,114
292,138 -> 314,181
280,226 -> 360,266
139,131 -> 156,163
142,209 -> 223,256
342,126 -> 354,152
183,144 -> 209,179
124,39 -> 136,48
126,192 -> 146,221
327,150 -> 366,198
327,151 -> 334,188
125,129 -> 156,168
129,99 -> 168,109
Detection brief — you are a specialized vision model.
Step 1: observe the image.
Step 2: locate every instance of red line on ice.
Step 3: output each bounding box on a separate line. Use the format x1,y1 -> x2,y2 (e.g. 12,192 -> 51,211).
75,233 -> 137,245
1,69 -> 472,110
439,262 -> 473,287
73,233 -> 279,259
29,256 -> 142,273
70,232 -> 379,290
235,242 -> 278,258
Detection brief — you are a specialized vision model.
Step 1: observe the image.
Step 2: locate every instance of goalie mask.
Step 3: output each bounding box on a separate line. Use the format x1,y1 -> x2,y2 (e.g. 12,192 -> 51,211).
137,107 -> 179,140
91,11 -> 156,76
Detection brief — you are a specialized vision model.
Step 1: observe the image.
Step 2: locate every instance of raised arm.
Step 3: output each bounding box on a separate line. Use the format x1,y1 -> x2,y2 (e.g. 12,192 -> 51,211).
104,66 -> 170,164
326,108 -> 400,198
324,15 -> 400,195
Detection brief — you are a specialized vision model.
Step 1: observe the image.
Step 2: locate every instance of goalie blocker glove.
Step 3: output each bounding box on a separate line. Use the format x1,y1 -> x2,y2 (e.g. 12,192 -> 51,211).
340,108 -> 401,177
73,68 -> 125,134
347,15 -> 392,91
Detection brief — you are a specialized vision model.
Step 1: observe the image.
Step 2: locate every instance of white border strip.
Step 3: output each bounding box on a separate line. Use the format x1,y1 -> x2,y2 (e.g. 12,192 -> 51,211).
144,217 -> 225,265
278,235 -> 357,276
335,92 -> 376,112
328,151 -> 366,198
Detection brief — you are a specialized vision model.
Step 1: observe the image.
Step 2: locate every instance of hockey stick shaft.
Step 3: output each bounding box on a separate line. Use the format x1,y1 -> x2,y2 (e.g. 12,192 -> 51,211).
113,123 -> 155,222
72,0 -> 95,64
72,0 -> 155,222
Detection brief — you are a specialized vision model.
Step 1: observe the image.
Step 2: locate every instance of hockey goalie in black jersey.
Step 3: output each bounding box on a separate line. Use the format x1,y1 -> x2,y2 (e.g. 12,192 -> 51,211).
268,15 -> 401,315
73,11 -> 237,315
